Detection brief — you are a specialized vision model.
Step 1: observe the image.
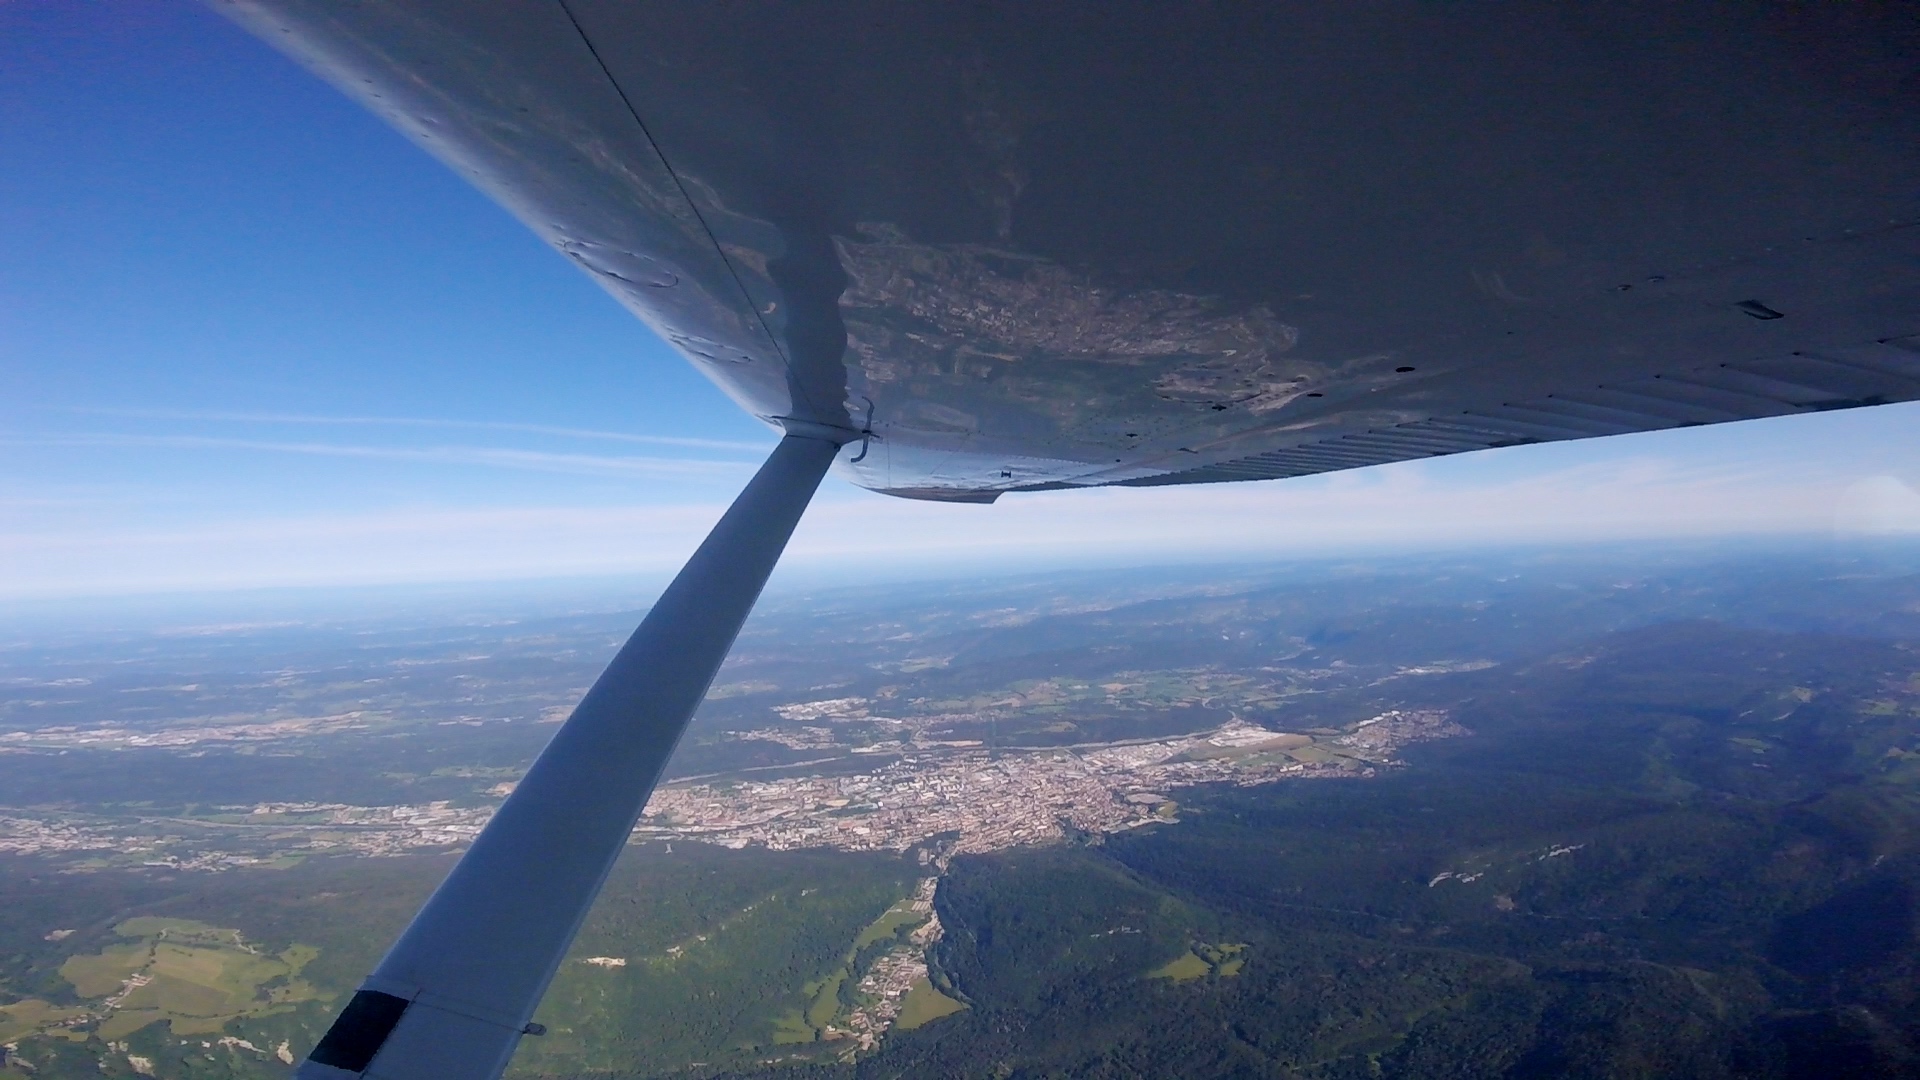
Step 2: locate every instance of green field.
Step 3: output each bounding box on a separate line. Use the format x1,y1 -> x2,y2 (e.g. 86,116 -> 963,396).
1147,951 -> 1211,981
0,914 -> 326,1075
895,977 -> 966,1030
1148,943 -> 1248,982
58,943 -> 148,997
803,969 -> 848,1029
853,898 -> 925,949
53,918 -> 323,1041
770,1008 -> 818,1044
0,999 -> 89,1044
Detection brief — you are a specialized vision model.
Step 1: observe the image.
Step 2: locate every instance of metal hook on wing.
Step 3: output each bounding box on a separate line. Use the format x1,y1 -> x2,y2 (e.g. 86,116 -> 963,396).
848,397 -> 877,464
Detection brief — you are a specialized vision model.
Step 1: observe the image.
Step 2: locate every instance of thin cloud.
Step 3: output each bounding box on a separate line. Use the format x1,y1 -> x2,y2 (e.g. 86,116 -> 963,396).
7,434 -> 757,479
7,403 -> 1918,598
0,447 -> 1885,598
52,407 -> 775,452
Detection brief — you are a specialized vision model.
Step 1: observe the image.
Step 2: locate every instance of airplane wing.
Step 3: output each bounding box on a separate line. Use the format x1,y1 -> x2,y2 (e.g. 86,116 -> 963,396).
204,2 -> 1920,1076
221,0 -> 1919,503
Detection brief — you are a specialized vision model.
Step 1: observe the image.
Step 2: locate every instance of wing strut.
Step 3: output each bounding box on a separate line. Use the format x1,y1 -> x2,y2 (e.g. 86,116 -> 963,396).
299,432 -> 845,1080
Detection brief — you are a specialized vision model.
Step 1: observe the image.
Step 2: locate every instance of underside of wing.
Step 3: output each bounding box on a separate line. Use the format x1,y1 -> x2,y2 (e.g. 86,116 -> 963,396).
219,0 -> 1920,500
1113,338 -> 1920,489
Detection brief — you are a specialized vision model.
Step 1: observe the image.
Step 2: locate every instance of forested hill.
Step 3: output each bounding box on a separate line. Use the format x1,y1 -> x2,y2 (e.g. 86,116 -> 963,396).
704,619 -> 1920,1080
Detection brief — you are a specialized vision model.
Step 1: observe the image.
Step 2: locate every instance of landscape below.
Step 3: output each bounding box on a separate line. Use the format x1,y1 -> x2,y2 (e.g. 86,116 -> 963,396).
1,543 -> 1917,1078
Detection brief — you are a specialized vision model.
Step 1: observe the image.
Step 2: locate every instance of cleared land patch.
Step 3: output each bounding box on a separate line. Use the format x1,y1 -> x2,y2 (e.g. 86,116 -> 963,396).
0,999 -> 90,1043
854,899 -> 924,949
59,943 -> 149,997
771,1009 -> 818,1044
1149,952 -> 1212,981
1150,942 -> 1248,982
895,977 -> 967,1030
3,917 -> 330,1045
804,970 -> 848,1030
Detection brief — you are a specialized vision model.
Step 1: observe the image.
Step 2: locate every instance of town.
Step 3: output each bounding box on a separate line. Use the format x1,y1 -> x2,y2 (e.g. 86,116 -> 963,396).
639,709 -> 1463,858
0,709 -> 1463,869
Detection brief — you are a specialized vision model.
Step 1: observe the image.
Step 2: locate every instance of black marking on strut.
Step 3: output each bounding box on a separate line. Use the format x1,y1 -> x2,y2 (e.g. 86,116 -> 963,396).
308,990 -> 412,1073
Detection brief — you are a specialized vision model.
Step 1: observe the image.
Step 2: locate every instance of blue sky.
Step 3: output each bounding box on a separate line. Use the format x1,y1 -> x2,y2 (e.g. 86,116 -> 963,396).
4,1 -> 1919,599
